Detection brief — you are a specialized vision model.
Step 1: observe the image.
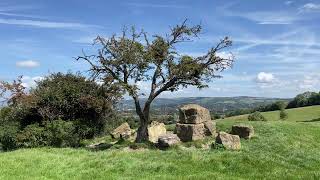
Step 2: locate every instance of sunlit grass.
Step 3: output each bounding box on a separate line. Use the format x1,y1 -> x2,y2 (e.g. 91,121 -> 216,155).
1,106 -> 320,179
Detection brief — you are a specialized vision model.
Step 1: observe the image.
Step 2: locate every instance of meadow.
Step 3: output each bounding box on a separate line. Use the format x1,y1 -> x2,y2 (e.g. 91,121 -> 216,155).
1,106 -> 320,179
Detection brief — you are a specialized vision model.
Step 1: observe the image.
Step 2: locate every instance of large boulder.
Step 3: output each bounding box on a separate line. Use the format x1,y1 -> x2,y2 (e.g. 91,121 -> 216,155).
231,124 -> 254,139
203,120 -> 216,136
216,131 -> 241,150
111,122 -> 132,139
176,123 -> 205,142
148,121 -> 167,143
179,104 -> 211,124
158,133 -> 180,149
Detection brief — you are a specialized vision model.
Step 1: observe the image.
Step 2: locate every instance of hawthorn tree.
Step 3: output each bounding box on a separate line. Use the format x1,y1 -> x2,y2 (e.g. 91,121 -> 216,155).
77,20 -> 235,142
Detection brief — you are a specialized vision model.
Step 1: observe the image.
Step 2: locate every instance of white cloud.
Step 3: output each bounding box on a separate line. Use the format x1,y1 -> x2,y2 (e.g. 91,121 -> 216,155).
16,60 -> 40,68
256,72 -> 276,83
0,18 -> 98,29
298,75 -> 320,90
21,76 -> 44,88
299,3 -> 320,12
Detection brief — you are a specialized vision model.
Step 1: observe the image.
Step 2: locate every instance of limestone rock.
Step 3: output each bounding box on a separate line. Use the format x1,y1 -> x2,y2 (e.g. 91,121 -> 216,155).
111,122 -> 131,139
216,131 -> 241,150
203,120 -> 216,136
176,123 -> 205,142
158,133 -> 180,148
147,121 -> 167,143
179,104 -> 211,124
231,124 -> 254,139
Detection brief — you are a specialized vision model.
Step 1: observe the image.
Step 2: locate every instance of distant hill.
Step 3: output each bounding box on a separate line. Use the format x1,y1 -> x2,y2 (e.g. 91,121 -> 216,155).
118,96 -> 291,114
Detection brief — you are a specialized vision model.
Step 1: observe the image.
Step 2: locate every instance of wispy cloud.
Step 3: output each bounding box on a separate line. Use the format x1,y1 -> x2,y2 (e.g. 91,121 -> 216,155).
218,3 -> 302,25
0,18 -> 99,29
244,11 -> 299,25
299,3 -> 320,13
0,3 -> 99,29
16,60 -> 40,68
125,2 -> 187,9
0,12 -> 45,19
235,28 -> 319,52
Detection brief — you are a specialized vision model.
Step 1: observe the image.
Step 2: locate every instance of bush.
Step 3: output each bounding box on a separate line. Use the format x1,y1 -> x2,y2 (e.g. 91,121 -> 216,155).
7,73 -> 121,138
16,124 -> 47,148
0,124 -> 18,151
15,120 -> 80,148
248,111 -> 267,121
45,120 -> 79,147
280,109 -> 288,120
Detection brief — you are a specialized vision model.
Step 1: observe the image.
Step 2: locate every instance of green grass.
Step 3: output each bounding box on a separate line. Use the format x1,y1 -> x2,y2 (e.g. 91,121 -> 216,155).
1,106 -> 320,179
224,105 -> 320,122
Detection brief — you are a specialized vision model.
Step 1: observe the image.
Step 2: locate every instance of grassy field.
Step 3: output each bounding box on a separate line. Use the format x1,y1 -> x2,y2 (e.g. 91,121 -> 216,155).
0,106 -> 320,179
224,105 -> 320,122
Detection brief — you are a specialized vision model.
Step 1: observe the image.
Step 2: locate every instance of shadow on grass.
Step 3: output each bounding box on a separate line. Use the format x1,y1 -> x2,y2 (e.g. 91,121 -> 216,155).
86,143 -> 113,151
297,118 -> 320,123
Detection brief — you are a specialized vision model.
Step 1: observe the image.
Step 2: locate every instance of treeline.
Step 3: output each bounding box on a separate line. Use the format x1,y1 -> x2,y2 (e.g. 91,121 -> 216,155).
287,91 -> 320,108
0,73 -> 127,151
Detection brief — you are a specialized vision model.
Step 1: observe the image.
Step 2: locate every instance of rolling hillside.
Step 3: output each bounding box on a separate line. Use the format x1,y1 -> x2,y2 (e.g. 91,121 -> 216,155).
119,96 -> 290,114
223,105 -> 320,122
1,106 -> 320,179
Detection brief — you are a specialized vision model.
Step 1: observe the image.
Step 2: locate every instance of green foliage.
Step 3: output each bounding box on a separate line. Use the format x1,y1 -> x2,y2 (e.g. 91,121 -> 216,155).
0,73 -> 123,150
16,124 -> 46,148
5,72 -> 120,139
45,120 -> 79,147
248,111 -> 267,121
287,91 -> 320,108
255,100 -> 288,112
15,120 -> 79,148
280,109 -> 288,120
0,124 -> 18,151
31,72 -> 119,137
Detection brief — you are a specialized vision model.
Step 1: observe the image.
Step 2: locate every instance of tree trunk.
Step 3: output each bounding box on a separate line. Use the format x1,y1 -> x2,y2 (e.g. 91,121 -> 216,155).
135,100 -> 151,143
136,121 -> 148,142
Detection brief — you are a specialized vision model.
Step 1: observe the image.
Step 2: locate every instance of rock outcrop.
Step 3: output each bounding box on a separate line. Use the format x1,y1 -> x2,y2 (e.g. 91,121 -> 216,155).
176,123 -> 206,141
179,104 -> 211,124
216,131 -> 241,150
176,104 -> 216,142
111,122 -> 132,139
147,121 -> 167,143
158,133 -> 180,148
231,124 -> 254,139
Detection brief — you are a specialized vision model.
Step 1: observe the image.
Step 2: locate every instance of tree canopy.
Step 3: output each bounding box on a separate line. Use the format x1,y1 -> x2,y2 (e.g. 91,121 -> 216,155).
77,20 -> 234,142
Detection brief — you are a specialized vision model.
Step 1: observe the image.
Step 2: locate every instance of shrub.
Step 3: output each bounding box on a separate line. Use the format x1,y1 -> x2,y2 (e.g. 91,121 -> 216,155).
280,109 -> 288,120
0,124 -> 18,151
15,120 -> 80,148
248,111 -> 267,121
16,124 -> 47,148
6,73 -> 121,138
45,120 -> 79,147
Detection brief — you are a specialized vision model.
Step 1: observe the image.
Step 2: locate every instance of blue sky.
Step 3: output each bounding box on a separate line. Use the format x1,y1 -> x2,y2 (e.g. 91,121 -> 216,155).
0,0 -> 320,98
